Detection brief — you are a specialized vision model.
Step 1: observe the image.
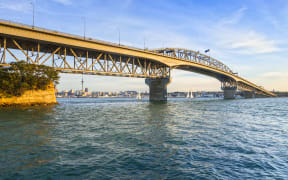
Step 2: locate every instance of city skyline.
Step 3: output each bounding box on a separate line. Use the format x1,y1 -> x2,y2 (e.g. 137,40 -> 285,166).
1,0 -> 287,91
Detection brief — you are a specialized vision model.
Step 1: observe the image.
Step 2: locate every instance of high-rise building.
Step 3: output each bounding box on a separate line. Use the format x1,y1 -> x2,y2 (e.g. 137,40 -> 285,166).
68,89 -> 75,96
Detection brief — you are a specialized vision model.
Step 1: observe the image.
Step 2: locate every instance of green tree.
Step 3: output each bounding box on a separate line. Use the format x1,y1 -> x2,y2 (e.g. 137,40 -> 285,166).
0,61 -> 59,96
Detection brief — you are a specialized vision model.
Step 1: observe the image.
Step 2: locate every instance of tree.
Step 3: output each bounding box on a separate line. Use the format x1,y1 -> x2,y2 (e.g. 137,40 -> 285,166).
0,61 -> 60,96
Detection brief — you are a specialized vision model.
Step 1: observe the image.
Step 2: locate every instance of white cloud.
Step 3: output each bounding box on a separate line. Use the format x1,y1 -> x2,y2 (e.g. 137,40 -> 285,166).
224,30 -> 280,54
261,72 -> 288,78
210,28 -> 280,55
194,7 -> 282,55
250,72 -> 288,91
245,71 -> 288,91
219,7 -> 247,26
99,9 -> 281,55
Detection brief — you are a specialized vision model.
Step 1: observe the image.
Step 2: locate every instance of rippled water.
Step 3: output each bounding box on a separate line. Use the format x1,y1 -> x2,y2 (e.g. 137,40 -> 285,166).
0,97 -> 288,179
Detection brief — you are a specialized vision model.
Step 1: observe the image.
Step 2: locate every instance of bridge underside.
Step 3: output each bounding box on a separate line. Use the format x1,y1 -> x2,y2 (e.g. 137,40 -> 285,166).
0,36 -> 273,101
0,37 -> 170,78
176,66 -> 272,99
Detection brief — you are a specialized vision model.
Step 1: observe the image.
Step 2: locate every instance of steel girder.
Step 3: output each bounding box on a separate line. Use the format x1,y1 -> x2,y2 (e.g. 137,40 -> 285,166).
151,48 -> 233,74
0,37 -> 170,78
220,79 -> 270,96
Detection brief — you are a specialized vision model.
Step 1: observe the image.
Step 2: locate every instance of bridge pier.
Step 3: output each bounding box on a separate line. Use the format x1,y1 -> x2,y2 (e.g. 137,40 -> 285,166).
243,91 -> 255,99
145,78 -> 170,101
223,87 -> 237,99
255,94 -> 266,98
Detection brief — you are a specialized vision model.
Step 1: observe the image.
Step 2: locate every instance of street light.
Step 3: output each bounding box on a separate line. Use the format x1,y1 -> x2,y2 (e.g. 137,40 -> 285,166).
144,37 -> 146,50
82,17 -> 86,39
118,28 -> 121,45
30,1 -> 35,28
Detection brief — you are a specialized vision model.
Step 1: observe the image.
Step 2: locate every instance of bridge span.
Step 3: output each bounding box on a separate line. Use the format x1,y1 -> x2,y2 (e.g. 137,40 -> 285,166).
0,20 -> 276,100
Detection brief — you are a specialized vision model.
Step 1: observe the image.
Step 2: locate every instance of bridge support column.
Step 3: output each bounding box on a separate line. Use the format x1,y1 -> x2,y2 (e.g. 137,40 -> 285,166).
145,78 -> 170,101
255,94 -> 266,98
223,87 -> 237,100
243,91 -> 255,99
221,80 -> 237,100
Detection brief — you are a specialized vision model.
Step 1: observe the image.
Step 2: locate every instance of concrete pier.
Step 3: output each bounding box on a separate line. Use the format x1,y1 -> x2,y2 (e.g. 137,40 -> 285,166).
223,87 -> 237,100
243,91 -> 255,99
145,78 -> 170,101
255,94 -> 266,98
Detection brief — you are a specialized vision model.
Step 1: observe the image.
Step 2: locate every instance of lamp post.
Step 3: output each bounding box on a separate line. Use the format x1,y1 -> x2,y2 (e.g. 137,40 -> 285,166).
144,37 -> 146,50
81,73 -> 84,92
30,1 -> 35,28
82,17 -> 86,39
118,28 -> 121,46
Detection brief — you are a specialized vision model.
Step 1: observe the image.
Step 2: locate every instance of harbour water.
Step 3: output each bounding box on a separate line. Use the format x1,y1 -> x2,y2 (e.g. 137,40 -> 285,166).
0,97 -> 287,179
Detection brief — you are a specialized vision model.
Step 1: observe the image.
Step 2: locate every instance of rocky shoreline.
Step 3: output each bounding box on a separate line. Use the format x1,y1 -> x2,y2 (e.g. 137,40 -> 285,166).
0,84 -> 57,107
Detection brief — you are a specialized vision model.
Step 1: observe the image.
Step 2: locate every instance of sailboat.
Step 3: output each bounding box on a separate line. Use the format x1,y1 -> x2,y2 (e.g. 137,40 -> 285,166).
186,90 -> 194,99
186,90 -> 190,98
190,91 -> 194,98
136,91 -> 142,100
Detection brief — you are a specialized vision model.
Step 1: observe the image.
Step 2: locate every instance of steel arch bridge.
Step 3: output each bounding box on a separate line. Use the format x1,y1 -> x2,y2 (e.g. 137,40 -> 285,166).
0,20 -> 276,100
150,48 -> 275,97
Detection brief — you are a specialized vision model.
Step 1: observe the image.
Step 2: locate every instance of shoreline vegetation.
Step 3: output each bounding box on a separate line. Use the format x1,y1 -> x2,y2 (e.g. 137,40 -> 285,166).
0,61 -> 59,107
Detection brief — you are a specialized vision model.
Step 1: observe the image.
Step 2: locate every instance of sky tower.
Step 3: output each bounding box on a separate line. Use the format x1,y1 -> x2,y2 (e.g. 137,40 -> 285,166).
81,74 -> 84,92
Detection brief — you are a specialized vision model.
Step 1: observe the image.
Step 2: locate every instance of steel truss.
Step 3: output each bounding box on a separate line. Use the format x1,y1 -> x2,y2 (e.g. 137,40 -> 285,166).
152,48 -> 233,74
221,79 -> 237,90
0,37 -> 170,78
220,79 -> 268,96
237,81 -> 267,96
152,48 -> 275,97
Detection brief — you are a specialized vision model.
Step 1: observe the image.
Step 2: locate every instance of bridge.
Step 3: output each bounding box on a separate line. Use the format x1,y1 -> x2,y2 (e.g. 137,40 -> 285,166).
0,20 -> 276,101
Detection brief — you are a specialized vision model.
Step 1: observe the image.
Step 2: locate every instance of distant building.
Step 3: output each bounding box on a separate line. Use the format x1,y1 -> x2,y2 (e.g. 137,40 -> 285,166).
273,91 -> 288,97
85,88 -> 89,92
92,92 -> 99,97
68,89 -> 75,96
64,90 -> 68,97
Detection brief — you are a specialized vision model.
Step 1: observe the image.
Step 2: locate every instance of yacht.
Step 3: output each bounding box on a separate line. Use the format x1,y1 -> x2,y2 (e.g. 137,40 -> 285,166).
186,90 -> 194,99
136,92 -> 142,100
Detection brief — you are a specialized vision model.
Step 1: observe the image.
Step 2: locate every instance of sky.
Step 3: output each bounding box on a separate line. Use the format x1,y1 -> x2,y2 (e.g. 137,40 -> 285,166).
0,0 -> 287,92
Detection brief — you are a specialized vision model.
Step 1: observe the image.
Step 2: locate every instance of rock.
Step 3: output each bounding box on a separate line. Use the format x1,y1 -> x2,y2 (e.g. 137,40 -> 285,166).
0,83 -> 57,107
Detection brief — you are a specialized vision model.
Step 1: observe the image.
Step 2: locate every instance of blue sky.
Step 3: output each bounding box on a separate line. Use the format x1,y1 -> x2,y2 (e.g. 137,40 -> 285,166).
1,0 -> 287,92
